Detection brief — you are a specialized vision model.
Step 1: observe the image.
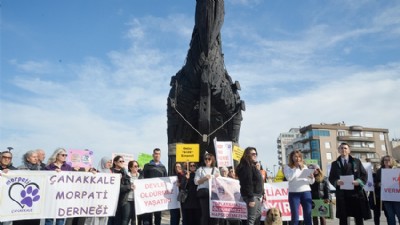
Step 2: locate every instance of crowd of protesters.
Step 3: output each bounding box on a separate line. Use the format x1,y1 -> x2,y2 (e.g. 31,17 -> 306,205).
2,144 -> 399,225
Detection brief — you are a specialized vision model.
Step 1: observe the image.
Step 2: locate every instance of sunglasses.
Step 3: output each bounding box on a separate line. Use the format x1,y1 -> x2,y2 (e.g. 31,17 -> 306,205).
59,154 -> 68,157
133,165 -> 139,168
250,152 -> 257,156
205,158 -> 211,161
1,156 -> 12,159
119,160 -> 125,163
190,164 -> 196,167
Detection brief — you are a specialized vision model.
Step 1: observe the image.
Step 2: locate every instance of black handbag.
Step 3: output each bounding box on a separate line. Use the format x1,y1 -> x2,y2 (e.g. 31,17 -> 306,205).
177,178 -> 189,203
177,189 -> 189,203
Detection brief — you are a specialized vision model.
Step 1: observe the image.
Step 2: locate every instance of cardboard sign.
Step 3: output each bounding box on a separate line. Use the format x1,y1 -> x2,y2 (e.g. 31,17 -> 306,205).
67,149 -> 94,169
176,143 -> 200,162
232,146 -> 244,161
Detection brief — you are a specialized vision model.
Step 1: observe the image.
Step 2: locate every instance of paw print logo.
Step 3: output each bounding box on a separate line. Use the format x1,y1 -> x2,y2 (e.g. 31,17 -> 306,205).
20,186 -> 40,207
9,183 -> 41,208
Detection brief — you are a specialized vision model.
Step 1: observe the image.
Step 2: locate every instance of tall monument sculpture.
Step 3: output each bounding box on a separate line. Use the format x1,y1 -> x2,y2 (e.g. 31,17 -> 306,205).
167,0 -> 245,172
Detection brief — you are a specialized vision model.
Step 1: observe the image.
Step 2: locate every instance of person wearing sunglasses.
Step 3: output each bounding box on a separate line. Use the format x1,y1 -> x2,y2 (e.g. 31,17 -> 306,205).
127,160 -> 143,225
108,155 -> 131,225
194,152 -> 220,225
0,150 -> 17,172
44,148 -> 73,225
181,162 -> 200,225
236,147 -> 264,225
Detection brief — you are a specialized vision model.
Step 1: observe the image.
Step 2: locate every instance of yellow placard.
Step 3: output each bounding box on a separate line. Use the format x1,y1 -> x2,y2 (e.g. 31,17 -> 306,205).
274,168 -> 285,182
176,143 -> 200,162
232,145 -> 244,161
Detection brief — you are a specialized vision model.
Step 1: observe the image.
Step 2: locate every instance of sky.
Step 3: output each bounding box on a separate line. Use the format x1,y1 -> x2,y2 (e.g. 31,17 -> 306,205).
1,0 -> 400,174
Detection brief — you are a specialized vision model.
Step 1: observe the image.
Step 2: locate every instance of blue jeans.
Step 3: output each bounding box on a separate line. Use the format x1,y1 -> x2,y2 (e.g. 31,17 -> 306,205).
383,201 -> 400,225
45,219 -> 65,225
242,196 -> 262,225
288,191 -> 312,225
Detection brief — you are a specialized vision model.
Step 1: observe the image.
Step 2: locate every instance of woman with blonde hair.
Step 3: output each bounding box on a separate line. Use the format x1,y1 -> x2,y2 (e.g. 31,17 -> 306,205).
284,150 -> 315,225
45,148 -> 73,225
308,164 -> 331,225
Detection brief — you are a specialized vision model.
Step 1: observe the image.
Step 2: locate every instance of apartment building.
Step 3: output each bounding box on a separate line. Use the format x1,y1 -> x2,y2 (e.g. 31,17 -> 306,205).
290,122 -> 391,171
277,128 -> 300,166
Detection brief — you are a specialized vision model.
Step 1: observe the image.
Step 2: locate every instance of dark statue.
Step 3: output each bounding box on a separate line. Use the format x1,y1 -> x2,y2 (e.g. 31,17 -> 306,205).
167,0 -> 245,171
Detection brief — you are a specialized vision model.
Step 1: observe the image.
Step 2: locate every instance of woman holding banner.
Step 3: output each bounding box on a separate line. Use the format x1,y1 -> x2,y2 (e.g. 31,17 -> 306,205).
127,160 -> 143,225
195,152 -> 220,225
236,147 -> 264,225
108,155 -> 131,225
284,150 -> 314,225
45,148 -> 73,225
376,155 -> 400,225
181,162 -> 200,225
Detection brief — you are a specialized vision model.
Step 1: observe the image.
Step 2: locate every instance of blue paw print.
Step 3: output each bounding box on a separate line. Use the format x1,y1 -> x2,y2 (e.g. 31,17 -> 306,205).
20,186 -> 40,207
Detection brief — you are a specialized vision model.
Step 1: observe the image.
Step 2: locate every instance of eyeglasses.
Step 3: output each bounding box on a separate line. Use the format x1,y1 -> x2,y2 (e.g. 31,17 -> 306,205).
205,158 -> 211,161
59,154 -> 68,157
1,156 -> 12,160
119,160 -> 125,163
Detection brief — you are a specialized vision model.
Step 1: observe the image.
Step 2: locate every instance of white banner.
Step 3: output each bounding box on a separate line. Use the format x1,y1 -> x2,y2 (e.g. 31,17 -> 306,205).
0,171 -> 120,222
263,182 -> 302,221
134,176 -> 179,215
210,177 -> 247,219
362,162 -> 374,192
214,140 -> 233,168
381,168 -> 400,202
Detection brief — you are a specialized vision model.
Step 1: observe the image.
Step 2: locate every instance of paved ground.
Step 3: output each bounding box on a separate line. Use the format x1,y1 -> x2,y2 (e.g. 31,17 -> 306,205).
159,210 -> 392,225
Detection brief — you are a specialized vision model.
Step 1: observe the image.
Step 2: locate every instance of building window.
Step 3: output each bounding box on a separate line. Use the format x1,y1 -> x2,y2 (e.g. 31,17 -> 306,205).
325,142 -> 331,149
338,130 -> 346,136
379,133 -> 385,141
353,142 -> 361,147
367,153 -> 375,159
326,152 -> 332,160
351,131 -> 361,137
365,132 -> 373,137
353,153 -> 361,159
381,144 -> 386,151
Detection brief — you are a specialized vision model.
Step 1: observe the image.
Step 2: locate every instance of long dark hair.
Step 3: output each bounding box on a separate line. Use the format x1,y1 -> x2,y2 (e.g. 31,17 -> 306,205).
236,147 -> 257,175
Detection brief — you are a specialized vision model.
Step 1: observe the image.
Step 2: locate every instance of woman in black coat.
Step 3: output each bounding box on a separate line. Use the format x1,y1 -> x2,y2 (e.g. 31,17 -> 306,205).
328,143 -> 371,225
181,162 -> 201,225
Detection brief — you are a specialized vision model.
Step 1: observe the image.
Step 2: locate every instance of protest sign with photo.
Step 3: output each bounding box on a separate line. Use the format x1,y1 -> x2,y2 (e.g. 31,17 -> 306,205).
134,176 -> 179,215
311,199 -> 331,218
210,177 -> 247,219
0,171 -> 120,222
67,149 -> 94,169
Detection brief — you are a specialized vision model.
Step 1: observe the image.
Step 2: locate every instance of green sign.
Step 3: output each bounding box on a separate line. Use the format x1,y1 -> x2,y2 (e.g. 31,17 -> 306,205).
137,153 -> 153,168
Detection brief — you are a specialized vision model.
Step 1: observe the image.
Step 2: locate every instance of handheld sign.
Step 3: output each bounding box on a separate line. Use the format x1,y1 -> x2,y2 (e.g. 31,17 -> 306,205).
176,143 -> 199,162
67,149 -> 94,169
232,146 -> 244,161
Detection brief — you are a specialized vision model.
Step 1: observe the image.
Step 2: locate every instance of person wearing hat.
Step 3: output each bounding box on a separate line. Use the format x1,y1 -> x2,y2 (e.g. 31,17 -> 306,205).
308,164 -> 331,225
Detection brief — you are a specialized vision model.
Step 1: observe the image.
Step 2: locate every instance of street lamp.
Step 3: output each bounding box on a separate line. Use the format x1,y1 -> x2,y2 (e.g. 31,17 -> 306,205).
273,164 -> 277,178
